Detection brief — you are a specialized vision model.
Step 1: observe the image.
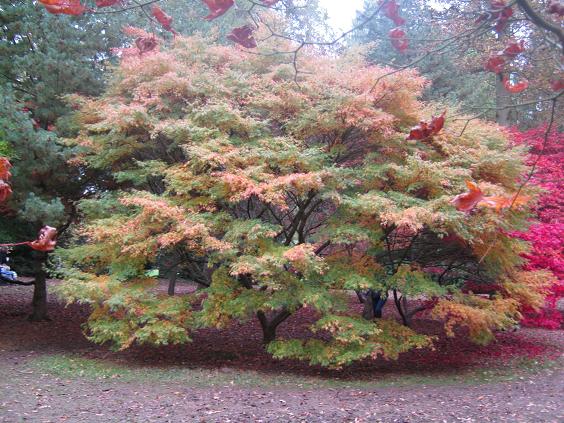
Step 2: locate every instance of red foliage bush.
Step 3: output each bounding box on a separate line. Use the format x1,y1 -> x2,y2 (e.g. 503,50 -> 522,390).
512,127 -> 564,329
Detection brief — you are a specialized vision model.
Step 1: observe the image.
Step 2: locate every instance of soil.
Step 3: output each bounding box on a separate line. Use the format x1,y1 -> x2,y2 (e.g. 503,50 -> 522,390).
0,281 -> 563,422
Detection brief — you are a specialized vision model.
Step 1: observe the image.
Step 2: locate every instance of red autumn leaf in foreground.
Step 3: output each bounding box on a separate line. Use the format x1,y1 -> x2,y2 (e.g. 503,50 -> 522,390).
389,28 -> 408,53
152,5 -> 176,34
95,0 -> 120,7
503,76 -> 529,93
547,0 -> 564,16
0,180 -> 12,203
0,157 -> 12,181
451,181 -> 484,212
227,25 -> 257,49
203,0 -> 234,20
550,79 -> 564,91
38,0 -> 86,15
451,181 -> 530,213
484,54 -> 505,73
135,37 -> 158,54
28,226 -> 58,252
261,0 -> 280,5
503,40 -> 525,58
407,111 -> 446,140
382,0 -> 406,26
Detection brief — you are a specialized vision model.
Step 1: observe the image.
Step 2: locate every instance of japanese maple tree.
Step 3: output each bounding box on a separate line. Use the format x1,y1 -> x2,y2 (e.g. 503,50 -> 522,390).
56,34 -> 549,367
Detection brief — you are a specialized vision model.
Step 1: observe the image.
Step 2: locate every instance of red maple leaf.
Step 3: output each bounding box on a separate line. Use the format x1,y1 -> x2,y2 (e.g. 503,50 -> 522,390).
203,0 -> 234,20
95,0 -> 120,7
227,25 -> 257,49
28,226 -> 58,252
382,0 -> 405,26
407,111 -> 446,140
503,40 -> 525,58
0,157 -> 12,181
389,28 -> 408,53
0,180 -> 12,203
550,78 -> 564,91
152,5 -> 176,34
135,37 -> 158,54
503,76 -> 529,93
38,0 -> 86,15
484,54 -> 505,73
450,181 -> 484,212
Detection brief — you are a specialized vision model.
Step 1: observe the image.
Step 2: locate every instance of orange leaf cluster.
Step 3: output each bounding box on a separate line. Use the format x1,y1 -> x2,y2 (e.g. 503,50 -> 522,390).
450,180 -> 529,213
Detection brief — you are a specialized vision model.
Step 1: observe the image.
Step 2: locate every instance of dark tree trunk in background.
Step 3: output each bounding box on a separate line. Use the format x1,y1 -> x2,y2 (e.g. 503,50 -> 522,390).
359,290 -> 387,320
167,268 -> 178,296
495,73 -> 513,126
28,251 -> 50,321
359,291 -> 375,320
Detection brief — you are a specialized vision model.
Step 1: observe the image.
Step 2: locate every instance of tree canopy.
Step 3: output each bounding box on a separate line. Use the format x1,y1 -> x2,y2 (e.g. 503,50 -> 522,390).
52,34 -> 553,367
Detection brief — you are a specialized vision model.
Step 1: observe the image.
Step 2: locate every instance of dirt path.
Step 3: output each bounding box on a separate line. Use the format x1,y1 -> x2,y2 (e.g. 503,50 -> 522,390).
1,357 -> 562,422
1,283 -> 563,422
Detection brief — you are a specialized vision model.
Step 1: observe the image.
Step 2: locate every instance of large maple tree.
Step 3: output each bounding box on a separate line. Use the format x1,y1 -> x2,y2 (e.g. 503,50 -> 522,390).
54,35 -> 550,367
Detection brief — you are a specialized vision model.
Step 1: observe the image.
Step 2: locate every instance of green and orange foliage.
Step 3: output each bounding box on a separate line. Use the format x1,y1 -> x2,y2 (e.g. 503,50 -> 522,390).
56,33 -> 546,367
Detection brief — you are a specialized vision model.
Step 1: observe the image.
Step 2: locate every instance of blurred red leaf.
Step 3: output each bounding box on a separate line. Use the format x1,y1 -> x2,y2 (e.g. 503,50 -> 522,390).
0,180 -> 12,203
450,181 -> 484,212
382,0 -> 406,26
407,111 -> 446,140
550,79 -> 564,91
38,0 -> 86,15
152,5 -> 176,34
203,0 -> 234,20
135,37 -> 158,54
389,28 -> 408,53
503,40 -> 525,58
227,25 -> 257,48
0,158 -> 12,181
484,54 -> 505,73
95,0 -> 120,7
503,76 -> 529,93
489,0 -> 513,33
28,226 -> 58,252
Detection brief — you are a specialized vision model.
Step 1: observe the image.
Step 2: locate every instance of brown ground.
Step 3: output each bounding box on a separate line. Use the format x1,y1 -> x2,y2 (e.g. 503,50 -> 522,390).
0,281 -> 563,422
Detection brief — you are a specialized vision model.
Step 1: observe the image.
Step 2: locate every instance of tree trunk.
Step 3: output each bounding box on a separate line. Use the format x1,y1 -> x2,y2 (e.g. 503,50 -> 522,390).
495,73 -> 512,126
257,309 -> 292,344
393,289 -> 410,327
360,291 -> 375,320
167,268 -> 177,296
28,251 -> 50,322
